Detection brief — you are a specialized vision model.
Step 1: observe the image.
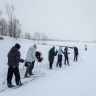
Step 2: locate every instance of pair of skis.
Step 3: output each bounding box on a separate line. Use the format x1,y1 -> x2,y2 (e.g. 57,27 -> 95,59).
0,72 -> 45,93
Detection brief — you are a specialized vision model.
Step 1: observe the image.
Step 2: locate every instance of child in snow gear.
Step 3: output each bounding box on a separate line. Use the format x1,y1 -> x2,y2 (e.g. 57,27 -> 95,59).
85,45 -> 87,51
25,44 -> 38,78
48,46 -> 57,69
63,47 -> 70,65
7,43 -> 24,88
56,46 -> 63,67
74,47 -> 78,61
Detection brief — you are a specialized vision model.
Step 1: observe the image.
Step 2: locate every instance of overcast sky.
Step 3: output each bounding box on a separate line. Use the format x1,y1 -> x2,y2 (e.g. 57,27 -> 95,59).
0,0 -> 96,41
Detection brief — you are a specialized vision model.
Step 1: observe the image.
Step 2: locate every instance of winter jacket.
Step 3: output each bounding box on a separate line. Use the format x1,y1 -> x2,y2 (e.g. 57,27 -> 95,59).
63,48 -> 70,57
63,50 -> 69,57
26,46 -> 37,62
74,47 -> 78,56
58,46 -> 63,55
48,48 -> 57,62
7,46 -> 24,66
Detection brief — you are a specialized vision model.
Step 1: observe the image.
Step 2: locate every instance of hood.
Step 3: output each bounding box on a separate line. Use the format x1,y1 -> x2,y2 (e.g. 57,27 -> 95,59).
10,46 -> 18,52
58,46 -> 62,55
29,46 -> 35,50
59,46 -> 62,50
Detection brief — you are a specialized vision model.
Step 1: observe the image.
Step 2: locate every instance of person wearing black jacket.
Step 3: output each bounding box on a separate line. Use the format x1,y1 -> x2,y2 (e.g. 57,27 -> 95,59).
74,47 -> 78,61
48,46 -> 57,69
7,43 -> 24,88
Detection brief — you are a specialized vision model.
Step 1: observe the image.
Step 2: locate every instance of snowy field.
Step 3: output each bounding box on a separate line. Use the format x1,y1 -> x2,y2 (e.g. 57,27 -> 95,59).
0,37 -> 96,96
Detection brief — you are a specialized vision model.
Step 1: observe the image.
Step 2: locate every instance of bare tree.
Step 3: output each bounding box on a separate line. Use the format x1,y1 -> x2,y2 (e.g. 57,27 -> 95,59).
0,10 -> 2,18
5,4 -> 15,37
41,32 -> 48,43
0,18 -> 7,36
13,18 -> 22,38
33,31 -> 41,41
25,32 -> 31,39
0,10 -> 3,36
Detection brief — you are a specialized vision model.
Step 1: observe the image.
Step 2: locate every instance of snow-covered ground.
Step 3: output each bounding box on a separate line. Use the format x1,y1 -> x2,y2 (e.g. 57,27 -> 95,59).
0,37 -> 96,96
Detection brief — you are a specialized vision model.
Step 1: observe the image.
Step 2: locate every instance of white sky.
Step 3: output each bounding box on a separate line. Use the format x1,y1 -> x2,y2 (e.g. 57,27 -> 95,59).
0,0 -> 96,41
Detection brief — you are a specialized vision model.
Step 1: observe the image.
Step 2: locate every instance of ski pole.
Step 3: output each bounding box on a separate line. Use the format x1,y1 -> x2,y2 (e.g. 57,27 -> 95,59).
36,62 -> 38,74
3,77 -> 7,84
21,64 -> 25,78
46,62 -> 49,68
79,54 -> 82,60
39,62 -> 42,72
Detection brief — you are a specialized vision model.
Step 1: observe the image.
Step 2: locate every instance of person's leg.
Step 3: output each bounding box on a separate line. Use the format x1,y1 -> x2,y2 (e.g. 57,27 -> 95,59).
7,66 -> 13,87
56,55 -> 59,67
49,61 -> 51,69
25,62 -> 31,77
76,55 -> 78,61
74,56 -> 75,61
59,61 -> 62,67
29,61 -> 35,75
60,55 -> 62,67
67,57 -> 69,65
64,57 -> 66,65
13,66 -> 21,85
50,61 -> 53,69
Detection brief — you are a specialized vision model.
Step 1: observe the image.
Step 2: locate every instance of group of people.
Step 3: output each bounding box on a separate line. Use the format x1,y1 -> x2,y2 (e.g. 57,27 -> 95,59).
6,43 -> 79,88
7,43 -> 43,88
48,46 -> 78,69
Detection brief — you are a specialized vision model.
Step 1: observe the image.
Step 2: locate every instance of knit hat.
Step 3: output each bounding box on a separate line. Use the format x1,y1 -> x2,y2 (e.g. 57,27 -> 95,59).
52,46 -> 55,50
15,43 -> 21,49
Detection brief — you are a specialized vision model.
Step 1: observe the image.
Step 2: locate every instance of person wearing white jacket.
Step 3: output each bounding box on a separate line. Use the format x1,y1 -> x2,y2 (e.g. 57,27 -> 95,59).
25,44 -> 38,77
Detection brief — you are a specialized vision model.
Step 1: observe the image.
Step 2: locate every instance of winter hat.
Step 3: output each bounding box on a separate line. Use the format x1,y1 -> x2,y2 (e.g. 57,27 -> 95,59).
15,43 -> 21,49
52,46 -> 55,50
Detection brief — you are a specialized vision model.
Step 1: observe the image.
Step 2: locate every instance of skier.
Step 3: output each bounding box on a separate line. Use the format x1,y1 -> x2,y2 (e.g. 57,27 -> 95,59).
25,51 -> 43,67
74,47 -> 78,61
85,45 -> 87,51
63,47 -> 70,65
48,46 -> 57,69
56,46 -> 63,67
25,44 -> 38,78
7,43 -> 25,88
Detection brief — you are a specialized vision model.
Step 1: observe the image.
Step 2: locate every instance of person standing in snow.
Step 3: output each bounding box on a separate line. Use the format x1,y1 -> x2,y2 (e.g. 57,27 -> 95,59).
48,46 -> 57,69
63,47 -> 70,65
85,45 -> 87,51
74,47 -> 78,61
25,44 -> 38,77
7,43 -> 25,88
56,46 -> 63,68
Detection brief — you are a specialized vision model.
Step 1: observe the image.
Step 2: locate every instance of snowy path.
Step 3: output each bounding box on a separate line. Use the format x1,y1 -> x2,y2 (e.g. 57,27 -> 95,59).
0,37 -> 96,96
0,47 -> 96,96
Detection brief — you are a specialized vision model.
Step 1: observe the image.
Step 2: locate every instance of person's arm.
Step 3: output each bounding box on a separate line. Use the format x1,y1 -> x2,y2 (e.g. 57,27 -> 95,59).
61,50 -> 64,54
32,50 -> 38,61
54,50 -> 57,56
16,52 -> 24,63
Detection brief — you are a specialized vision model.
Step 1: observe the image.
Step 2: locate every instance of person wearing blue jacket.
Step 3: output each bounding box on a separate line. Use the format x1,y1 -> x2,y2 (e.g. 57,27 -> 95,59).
63,47 -> 70,65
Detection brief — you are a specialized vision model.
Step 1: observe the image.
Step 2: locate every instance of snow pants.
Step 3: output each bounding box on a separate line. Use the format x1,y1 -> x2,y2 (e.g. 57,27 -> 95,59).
74,55 -> 78,61
7,66 -> 21,85
25,61 -> 35,76
49,61 -> 53,69
64,56 -> 69,65
56,55 -> 62,67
